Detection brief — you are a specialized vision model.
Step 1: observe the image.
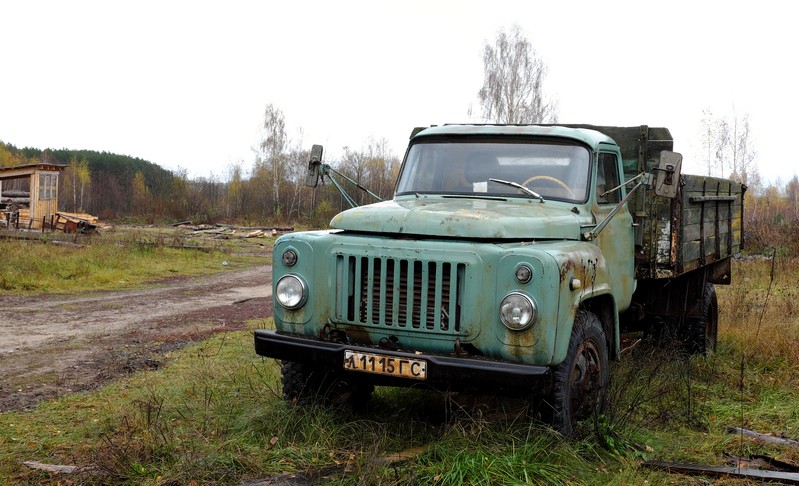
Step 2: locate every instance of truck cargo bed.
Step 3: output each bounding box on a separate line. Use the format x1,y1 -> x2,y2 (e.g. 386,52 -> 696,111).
636,174 -> 744,279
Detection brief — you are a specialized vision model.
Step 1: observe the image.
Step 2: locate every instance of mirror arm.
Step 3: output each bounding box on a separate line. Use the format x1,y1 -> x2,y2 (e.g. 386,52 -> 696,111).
599,172 -> 645,199
321,165 -> 358,208
320,164 -> 383,208
584,174 -> 648,241
323,165 -> 383,203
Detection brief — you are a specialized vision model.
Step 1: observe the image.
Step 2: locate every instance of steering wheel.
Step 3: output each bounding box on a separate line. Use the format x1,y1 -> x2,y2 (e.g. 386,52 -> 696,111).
522,175 -> 575,199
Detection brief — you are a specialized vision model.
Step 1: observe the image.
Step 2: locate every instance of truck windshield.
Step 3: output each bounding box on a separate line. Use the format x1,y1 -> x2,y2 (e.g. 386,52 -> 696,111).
396,140 -> 591,203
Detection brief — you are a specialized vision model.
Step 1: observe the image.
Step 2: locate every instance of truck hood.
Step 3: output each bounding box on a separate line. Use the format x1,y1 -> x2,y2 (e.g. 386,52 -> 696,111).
330,197 -> 584,240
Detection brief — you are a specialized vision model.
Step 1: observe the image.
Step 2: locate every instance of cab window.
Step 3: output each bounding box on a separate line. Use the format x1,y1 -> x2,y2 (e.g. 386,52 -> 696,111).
596,153 -> 621,204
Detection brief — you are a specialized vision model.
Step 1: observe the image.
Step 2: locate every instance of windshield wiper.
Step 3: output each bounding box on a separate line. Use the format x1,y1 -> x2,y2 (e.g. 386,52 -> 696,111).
489,178 -> 545,203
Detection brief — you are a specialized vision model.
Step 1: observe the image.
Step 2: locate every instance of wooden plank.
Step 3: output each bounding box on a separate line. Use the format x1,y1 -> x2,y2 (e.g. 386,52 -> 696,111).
682,223 -> 701,243
718,233 -> 730,257
681,175 -> 736,192
58,211 -> 98,221
728,427 -> 799,450
683,220 -> 731,238
704,236 -> 717,256
683,240 -> 701,263
642,460 -> 799,483
690,195 -> 737,202
693,207 -> 729,224
681,207 -> 703,224
57,212 -> 99,224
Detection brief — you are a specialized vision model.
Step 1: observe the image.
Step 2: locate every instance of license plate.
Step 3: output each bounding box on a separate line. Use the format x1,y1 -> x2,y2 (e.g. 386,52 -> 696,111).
343,350 -> 427,380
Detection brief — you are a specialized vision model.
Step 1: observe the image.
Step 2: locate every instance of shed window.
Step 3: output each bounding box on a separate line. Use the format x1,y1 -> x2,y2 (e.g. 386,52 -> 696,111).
38,173 -> 58,201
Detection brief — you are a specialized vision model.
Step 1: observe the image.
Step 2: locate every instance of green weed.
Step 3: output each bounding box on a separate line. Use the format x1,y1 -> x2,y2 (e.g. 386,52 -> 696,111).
0,237 -> 263,295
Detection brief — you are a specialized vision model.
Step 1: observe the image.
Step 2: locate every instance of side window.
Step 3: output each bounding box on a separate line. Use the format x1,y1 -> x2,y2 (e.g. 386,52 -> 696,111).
38,173 -> 57,201
596,153 -> 621,204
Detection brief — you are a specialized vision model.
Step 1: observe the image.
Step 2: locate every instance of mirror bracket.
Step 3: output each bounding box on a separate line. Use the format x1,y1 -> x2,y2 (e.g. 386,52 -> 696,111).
305,144 -> 324,188
653,151 -> 682,199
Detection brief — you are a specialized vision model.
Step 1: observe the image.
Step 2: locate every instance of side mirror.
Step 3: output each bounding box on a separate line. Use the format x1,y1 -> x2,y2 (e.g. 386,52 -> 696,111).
654,150 -> 682,198
305,144 -> 324,188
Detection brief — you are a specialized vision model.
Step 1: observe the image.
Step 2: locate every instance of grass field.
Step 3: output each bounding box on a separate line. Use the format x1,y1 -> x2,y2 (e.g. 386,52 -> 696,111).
1,255 -> 798,484
0,227 -> 268,294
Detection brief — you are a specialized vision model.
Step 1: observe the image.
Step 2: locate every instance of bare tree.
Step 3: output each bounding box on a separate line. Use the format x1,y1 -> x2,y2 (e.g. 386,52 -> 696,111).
783,175 -> 799,222
258,104 -> 288,217
698,107 -> 758,187
714,117 -> 730,177
700,108 -> 722,177
477,25 -> 558,124
283,141 -> 309,220
226,162 -> 244,221
75,157 -> 90,212
732,113 -> 757,186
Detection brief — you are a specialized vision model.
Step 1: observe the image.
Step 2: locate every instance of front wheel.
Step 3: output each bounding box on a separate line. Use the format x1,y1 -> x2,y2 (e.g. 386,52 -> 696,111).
281,361 -> 373,408
546,310 -> 609,436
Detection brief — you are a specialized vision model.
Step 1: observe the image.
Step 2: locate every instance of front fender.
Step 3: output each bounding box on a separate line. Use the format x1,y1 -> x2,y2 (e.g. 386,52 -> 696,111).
542,242 -> 619,365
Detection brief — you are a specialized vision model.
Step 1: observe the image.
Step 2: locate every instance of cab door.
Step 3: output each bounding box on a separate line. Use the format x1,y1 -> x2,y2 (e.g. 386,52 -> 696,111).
593,151 -> 635,311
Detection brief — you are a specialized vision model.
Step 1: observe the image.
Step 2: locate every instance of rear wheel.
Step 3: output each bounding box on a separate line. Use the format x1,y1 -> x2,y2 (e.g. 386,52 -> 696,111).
545,310 -> 609,436
281,361 -> 373,408
684,283 -> 718,355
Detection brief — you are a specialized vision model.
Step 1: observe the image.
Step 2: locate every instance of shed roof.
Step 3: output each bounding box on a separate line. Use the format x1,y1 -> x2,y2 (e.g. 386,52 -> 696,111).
0,163 -> 68,180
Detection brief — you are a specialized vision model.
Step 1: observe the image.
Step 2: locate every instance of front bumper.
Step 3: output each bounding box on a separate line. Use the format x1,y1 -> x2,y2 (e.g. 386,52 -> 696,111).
254,330 -> 551,396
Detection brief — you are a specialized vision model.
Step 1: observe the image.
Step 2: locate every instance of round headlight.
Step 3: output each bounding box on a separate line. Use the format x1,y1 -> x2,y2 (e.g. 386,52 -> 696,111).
499,292 -> 537,331
515,264 -> 533,284
275,275 -> 307,309
281,249 -> 298,267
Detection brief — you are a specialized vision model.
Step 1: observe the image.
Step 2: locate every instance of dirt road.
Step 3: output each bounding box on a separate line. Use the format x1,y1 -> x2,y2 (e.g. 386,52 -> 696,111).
0,265 -> 273,412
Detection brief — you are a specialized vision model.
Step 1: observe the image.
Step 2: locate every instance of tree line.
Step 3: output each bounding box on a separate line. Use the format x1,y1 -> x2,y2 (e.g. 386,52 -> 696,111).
0,129 -> 400,228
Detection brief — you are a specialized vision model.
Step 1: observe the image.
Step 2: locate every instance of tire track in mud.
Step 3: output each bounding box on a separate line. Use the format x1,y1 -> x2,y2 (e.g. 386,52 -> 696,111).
0,265 -> 273,411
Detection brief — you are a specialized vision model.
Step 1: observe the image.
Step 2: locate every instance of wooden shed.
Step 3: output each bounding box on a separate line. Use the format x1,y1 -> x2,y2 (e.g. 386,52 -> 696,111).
0,163 -> 67,230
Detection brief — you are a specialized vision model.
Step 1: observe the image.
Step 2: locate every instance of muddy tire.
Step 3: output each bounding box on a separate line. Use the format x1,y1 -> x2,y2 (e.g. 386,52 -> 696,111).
281,360 -> 320,402
546,310 -> 609,436
685,283 -> 718,355
281,361 -> 373,408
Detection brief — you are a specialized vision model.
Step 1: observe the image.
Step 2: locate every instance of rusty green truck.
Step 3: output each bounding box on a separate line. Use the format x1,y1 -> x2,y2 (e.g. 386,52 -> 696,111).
254,124 -> 744,435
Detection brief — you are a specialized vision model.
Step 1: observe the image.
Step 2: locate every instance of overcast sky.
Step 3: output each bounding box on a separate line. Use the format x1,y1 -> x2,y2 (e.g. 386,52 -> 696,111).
1,1 -> 796,186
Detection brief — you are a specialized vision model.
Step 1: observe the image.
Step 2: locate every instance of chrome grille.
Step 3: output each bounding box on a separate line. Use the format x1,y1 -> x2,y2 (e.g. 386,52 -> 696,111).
335,255 -> 465,332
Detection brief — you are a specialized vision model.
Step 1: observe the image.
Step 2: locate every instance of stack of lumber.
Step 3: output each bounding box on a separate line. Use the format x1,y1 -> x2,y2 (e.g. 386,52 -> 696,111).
0,189 -> 30,204
0,208 -> 30,229
57,212 -> 100,225
175,223 -> 293,239
54,212 -> 109,232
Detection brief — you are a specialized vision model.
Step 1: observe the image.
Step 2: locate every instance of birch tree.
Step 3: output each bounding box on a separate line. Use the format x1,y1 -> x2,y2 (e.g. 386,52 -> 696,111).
131,171 -> 149,217
75,157 -> 90,211
698,108 -> 758,187
477,25 -> 558,124
257,104 -> 288,217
